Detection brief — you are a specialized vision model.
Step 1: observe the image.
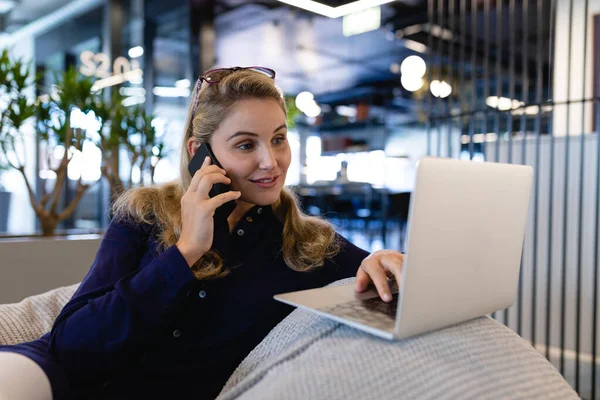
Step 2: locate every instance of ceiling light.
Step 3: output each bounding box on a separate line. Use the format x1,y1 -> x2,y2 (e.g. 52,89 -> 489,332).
336,105 -> 357,118
430,80 -> 452,98
275,0 -> 396,19
511,105 -> 540,116
122,96 -> 146,107
461,133 -> 498,144
128,46 -> 144,58
400,75 -> 423,92
403,39 -> 428,54
119,87 -> 146,97
304,103 -> 322,117
175,79 -> 191,89
295,91 -> 315,112
485,96 -> 499,108
429,24 -> 454,41
400,55 -> 426,78
485,96 -> 524,111
342,6 -> 381,37
295,91 -> 322,117
0,0 -> 16,14
152,86 -> 190,98
129,75 -> 143,85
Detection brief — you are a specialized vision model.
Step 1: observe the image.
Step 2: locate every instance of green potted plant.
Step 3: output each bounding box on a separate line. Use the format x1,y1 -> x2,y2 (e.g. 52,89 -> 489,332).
285,95 -> 301,129
94,93 -> 165,202
0,48 -> 167,235
93,91 -> 126,201
0,49 -> 99,236
128,105 -> 166,186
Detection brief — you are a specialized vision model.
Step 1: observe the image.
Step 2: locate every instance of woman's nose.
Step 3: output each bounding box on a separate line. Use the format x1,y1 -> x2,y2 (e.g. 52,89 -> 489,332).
259,146 -> 277,170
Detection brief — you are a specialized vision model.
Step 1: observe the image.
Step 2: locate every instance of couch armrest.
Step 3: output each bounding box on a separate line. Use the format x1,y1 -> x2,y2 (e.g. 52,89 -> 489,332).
220,278 -> 578,400
0,352 -> 52,400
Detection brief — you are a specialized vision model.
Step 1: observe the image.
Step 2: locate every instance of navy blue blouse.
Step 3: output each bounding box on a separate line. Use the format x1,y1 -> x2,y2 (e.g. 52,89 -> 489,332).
0,205 -> 369,399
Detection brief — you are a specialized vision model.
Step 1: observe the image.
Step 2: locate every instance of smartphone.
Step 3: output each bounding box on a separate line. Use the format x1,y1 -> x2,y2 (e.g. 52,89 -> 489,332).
188,143 -> 236,220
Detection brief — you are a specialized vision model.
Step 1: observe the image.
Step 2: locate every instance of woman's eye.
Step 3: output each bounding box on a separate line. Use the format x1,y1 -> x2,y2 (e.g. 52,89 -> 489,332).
237,142 -> 254,150
273,136 -> 287,145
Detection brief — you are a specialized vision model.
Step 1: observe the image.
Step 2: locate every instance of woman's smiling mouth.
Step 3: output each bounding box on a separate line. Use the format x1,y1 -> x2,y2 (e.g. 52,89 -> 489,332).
250,175 -> 280,188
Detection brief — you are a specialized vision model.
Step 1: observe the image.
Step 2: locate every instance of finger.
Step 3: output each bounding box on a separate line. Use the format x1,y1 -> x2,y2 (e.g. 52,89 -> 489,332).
361,258 -> 392,302
189,156 -> 211,192
379,254 -> 404,289
355,267 -> 372,293
192,165 -> 228,192
198,155 -> 212,174
196,173 -> 232,199
207,191 -> 241,210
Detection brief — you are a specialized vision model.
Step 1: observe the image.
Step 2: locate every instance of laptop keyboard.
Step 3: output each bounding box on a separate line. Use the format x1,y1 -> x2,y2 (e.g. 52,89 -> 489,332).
318,293 -> 399,332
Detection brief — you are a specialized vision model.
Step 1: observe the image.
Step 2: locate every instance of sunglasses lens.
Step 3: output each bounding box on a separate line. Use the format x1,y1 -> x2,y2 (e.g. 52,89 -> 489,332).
247,67 -> 275,78
201,67 -> 275,84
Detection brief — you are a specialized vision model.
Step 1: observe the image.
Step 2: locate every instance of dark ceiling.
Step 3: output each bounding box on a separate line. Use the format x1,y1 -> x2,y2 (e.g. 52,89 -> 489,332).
149,0 -> 429,110
0,0 -> 75,33
3,0 -> 554,116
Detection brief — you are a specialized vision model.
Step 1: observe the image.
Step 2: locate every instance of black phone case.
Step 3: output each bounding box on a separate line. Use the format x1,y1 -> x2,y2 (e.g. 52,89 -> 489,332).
188,144 -> 236,220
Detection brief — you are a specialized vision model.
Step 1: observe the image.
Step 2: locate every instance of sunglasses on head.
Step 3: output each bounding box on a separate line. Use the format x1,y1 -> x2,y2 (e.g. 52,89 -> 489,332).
191,66 -> 276,117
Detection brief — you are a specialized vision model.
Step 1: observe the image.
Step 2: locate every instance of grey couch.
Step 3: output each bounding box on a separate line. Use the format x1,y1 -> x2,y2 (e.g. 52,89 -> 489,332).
0,279 -> 580,400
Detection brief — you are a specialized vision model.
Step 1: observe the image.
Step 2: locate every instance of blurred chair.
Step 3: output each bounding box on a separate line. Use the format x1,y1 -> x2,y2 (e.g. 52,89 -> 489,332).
293,183 -> 387,247
324,183 -> 378,243
291,186 -> 323,216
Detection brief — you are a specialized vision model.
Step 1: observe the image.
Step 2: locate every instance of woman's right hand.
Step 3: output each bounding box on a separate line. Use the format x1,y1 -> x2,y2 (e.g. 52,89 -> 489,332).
176,156 -> 241,267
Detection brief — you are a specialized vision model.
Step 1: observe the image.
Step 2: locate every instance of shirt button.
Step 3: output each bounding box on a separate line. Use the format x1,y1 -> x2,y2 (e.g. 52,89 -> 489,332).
246,216 -> 253,222
199,290 -> 207,299
257,208 -> 263,214
172,329 -> 181,338
237,229 -> 244,236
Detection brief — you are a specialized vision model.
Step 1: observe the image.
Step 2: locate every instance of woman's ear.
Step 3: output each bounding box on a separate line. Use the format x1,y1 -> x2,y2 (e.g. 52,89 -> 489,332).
187,137 -> 201,157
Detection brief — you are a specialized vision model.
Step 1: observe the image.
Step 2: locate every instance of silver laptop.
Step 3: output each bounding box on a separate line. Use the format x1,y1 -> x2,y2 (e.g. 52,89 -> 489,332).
275,157 -> 533,340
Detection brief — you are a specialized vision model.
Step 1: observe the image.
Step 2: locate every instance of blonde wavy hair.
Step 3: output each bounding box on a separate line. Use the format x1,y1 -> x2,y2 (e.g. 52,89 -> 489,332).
112,69 -> 340,280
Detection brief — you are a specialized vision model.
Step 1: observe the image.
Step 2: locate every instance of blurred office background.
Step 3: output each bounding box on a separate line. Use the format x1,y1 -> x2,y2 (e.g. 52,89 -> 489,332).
0,0 -> 599,397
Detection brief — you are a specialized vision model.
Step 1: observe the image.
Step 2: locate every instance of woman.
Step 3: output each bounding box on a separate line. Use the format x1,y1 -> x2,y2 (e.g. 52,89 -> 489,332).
0,66 -> 404,399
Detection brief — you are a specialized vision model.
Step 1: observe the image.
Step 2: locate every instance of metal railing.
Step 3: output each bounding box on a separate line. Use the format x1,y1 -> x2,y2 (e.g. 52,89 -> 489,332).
426,0 -> 600,398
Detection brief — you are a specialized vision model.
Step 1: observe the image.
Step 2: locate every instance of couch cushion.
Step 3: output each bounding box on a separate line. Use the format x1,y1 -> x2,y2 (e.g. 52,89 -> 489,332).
0,284 -> 79,345
219,278 -> 578,400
